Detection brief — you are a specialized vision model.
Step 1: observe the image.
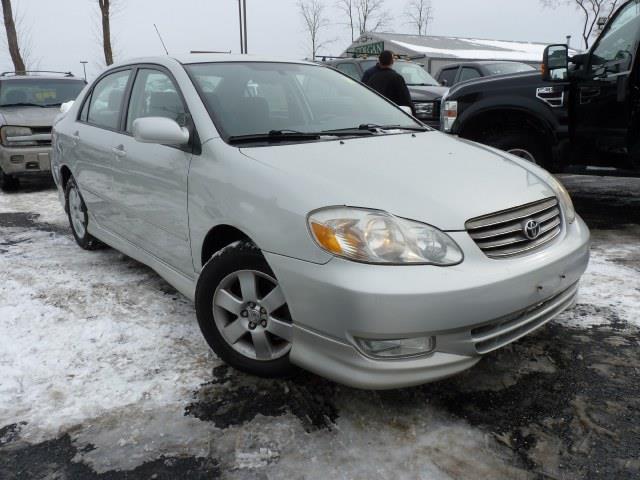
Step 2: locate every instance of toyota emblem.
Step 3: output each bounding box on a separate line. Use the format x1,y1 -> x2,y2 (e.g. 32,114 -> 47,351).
523,219 -> 541,240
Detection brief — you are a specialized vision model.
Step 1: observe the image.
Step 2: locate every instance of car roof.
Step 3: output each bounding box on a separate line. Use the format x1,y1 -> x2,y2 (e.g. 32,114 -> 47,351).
438,60 -> 530,70
109,54 -> 318,70
0,74 -> 82,81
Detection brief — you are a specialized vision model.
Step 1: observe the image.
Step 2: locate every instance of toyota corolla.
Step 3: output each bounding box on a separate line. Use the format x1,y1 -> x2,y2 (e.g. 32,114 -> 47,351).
51,55 -> 590,389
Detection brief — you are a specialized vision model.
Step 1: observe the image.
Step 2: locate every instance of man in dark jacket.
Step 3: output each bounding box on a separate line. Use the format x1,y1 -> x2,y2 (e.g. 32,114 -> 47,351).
364,50 -> 414,113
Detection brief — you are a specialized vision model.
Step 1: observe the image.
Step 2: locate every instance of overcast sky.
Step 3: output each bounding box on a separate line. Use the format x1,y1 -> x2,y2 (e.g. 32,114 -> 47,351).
1,0 -> 586,79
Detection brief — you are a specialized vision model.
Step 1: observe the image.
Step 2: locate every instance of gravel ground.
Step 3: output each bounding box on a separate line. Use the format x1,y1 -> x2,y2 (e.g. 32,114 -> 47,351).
0,174 -> 638,480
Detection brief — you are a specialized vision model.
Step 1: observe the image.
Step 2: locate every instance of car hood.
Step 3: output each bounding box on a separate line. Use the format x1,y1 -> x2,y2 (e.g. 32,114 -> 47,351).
448,71 -> 540,97
0,106 -> 60,127
239,132 -> 555,231
408,85 -> 449,101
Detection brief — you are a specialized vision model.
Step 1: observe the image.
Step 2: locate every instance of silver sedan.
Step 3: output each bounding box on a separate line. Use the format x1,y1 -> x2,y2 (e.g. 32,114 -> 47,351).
51,55 -> 590,389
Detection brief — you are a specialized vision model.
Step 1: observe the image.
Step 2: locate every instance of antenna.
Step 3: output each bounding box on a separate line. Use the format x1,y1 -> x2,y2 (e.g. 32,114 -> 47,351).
154,24 -> 170,55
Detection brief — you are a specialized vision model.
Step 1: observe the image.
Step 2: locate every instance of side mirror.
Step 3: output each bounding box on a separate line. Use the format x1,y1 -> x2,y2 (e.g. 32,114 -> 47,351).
441,79 -> 449,86
132,117 -> 190,145
399,105 -> 413,116
542,44 -> 569,81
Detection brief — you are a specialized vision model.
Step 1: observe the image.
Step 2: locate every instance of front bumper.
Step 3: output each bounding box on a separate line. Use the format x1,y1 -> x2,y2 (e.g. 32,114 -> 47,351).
265,216 -> 590,389
0,145 -> 52,176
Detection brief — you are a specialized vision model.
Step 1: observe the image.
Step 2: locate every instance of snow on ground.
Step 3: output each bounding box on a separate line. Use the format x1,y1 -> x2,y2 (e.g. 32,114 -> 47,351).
1,180 -> 639,477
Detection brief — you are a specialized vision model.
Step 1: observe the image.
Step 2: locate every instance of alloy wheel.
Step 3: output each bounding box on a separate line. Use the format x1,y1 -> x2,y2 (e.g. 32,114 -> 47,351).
68,186 -> 86,238
213,269 -> 292,361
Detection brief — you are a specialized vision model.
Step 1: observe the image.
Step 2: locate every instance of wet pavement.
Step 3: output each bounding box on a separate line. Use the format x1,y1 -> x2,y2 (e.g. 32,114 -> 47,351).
0,174 -> 639,479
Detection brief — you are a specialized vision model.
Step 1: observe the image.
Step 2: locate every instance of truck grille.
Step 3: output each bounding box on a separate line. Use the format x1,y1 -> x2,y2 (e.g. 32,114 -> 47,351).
471,282 -> 578,354
465,197 -> 562,258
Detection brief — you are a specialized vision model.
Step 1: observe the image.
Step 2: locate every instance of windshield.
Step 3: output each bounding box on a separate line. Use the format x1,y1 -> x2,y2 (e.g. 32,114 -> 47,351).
483,62 -> 536,76
0,78 -> 85,107
361,60 -> 439,86
186,62 -> 423,140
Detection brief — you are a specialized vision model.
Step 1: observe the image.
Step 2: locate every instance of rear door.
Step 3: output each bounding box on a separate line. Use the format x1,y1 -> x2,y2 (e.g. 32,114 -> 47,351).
73,68 -> 132,228
572,0 -> 640,164
112,66 -> 194,275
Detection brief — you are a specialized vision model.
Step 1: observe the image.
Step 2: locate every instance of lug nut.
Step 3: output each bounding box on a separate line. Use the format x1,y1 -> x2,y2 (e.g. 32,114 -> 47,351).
260,320 -> 267,328
249,302 -> 255,308
249,322 -> 257,330
261,308 -> 267,314
241,310 -> 248,318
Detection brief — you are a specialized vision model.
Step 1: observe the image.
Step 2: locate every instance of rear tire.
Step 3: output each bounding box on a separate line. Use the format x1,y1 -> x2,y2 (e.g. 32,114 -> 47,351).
196,241 -> 295,378
0,168 -> 19,192
65,176 -> 103,250
483,131 -> 550,169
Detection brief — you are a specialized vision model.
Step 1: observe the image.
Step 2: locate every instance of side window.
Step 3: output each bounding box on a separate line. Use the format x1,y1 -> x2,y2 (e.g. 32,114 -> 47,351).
590,0 -> 640,75
460,67 -> 482,82
336,63 -> 361,80
438,68 -> 458,86
86,70 -> 131,130
79,92 -> 91,122
126,69 -> 187,132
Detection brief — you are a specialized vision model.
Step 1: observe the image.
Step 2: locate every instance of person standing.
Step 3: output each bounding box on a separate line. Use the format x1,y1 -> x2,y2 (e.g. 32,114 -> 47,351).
364,50 -> 414,114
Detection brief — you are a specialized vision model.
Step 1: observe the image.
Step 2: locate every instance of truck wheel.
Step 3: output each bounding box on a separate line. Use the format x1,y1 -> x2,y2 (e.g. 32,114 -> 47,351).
195,240 -> 295,378
65,176 -> 103,250
0,168 -> 19,191
484,132 -> 549,168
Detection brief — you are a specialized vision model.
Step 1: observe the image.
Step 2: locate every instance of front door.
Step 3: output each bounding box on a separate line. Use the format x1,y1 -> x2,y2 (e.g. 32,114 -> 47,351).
111,67 -> 194,276
572,0 -> 640,166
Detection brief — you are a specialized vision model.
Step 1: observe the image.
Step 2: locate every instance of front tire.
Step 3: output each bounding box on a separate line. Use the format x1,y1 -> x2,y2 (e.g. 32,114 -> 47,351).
65,177 -> 102,250
196,241 -> 295,378
0,168 -> 19,191
483,131 -> 550,169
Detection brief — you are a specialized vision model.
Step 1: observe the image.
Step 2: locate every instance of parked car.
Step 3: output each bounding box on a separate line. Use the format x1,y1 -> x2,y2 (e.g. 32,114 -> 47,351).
52,55 -> 590,389
435,61 -> 536,87
325,57 -> 448,128
0,71 -> 86,190
441,0 -> 640,173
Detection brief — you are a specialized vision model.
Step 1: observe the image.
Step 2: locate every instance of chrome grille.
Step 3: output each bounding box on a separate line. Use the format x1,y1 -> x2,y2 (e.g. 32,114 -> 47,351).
466,197 -> 562,258
471,282 -> 579,355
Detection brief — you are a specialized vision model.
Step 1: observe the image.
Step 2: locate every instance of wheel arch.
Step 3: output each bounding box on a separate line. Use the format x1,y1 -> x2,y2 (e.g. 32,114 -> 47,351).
200,224 -> 254,268
458,107 -> 556,145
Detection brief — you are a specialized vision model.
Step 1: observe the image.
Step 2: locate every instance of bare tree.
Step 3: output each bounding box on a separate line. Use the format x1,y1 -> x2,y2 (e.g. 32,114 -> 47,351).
298,0 -> 331,60
542,0 -> 621,49
336,0 -> 357,42
95,0 -> 115,66
337,0 -> 391,41
404,0 -> 433,36
1,0 -> 25,73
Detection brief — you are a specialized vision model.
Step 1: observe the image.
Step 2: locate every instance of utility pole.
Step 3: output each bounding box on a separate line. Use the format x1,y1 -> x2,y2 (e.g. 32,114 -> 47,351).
237,0 -> 248,54
80,61 -> 88,81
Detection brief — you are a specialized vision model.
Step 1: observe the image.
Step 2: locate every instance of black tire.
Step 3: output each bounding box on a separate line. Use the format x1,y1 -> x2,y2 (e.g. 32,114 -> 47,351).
0,168 -> 20,192
65,176 -> 103,250
483,131 -> 551,169
196,240 -> 295,378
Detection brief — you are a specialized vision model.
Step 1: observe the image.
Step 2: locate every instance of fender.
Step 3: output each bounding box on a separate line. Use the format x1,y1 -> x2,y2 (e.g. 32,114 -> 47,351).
453,94 -> 563,143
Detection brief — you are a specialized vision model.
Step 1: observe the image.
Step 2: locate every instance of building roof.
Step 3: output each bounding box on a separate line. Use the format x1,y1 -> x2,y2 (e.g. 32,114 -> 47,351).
346,32 -> 560,62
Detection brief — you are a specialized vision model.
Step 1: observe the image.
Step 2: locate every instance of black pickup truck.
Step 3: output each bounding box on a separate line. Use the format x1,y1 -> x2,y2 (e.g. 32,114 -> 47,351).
441,0 -> 640,173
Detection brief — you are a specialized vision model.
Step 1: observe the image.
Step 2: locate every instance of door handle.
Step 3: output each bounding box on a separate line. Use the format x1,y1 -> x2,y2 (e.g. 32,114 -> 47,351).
71,131 -> 80,145
112,145 -> 127,158
579,87 -> 601,104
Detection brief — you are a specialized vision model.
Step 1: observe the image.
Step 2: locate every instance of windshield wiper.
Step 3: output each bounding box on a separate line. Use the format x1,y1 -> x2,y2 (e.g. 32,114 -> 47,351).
0,102 -> 46,108
407,83 -> 438,87
358,123 -> 429,132
228,130 -> 321,144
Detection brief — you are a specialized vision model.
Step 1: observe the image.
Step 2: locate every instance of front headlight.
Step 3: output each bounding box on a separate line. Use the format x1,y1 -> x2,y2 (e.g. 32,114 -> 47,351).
546,176 -> 576,224
308,207 -> 463,265
1,126 -> 35,146
414,101 -> 435,119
